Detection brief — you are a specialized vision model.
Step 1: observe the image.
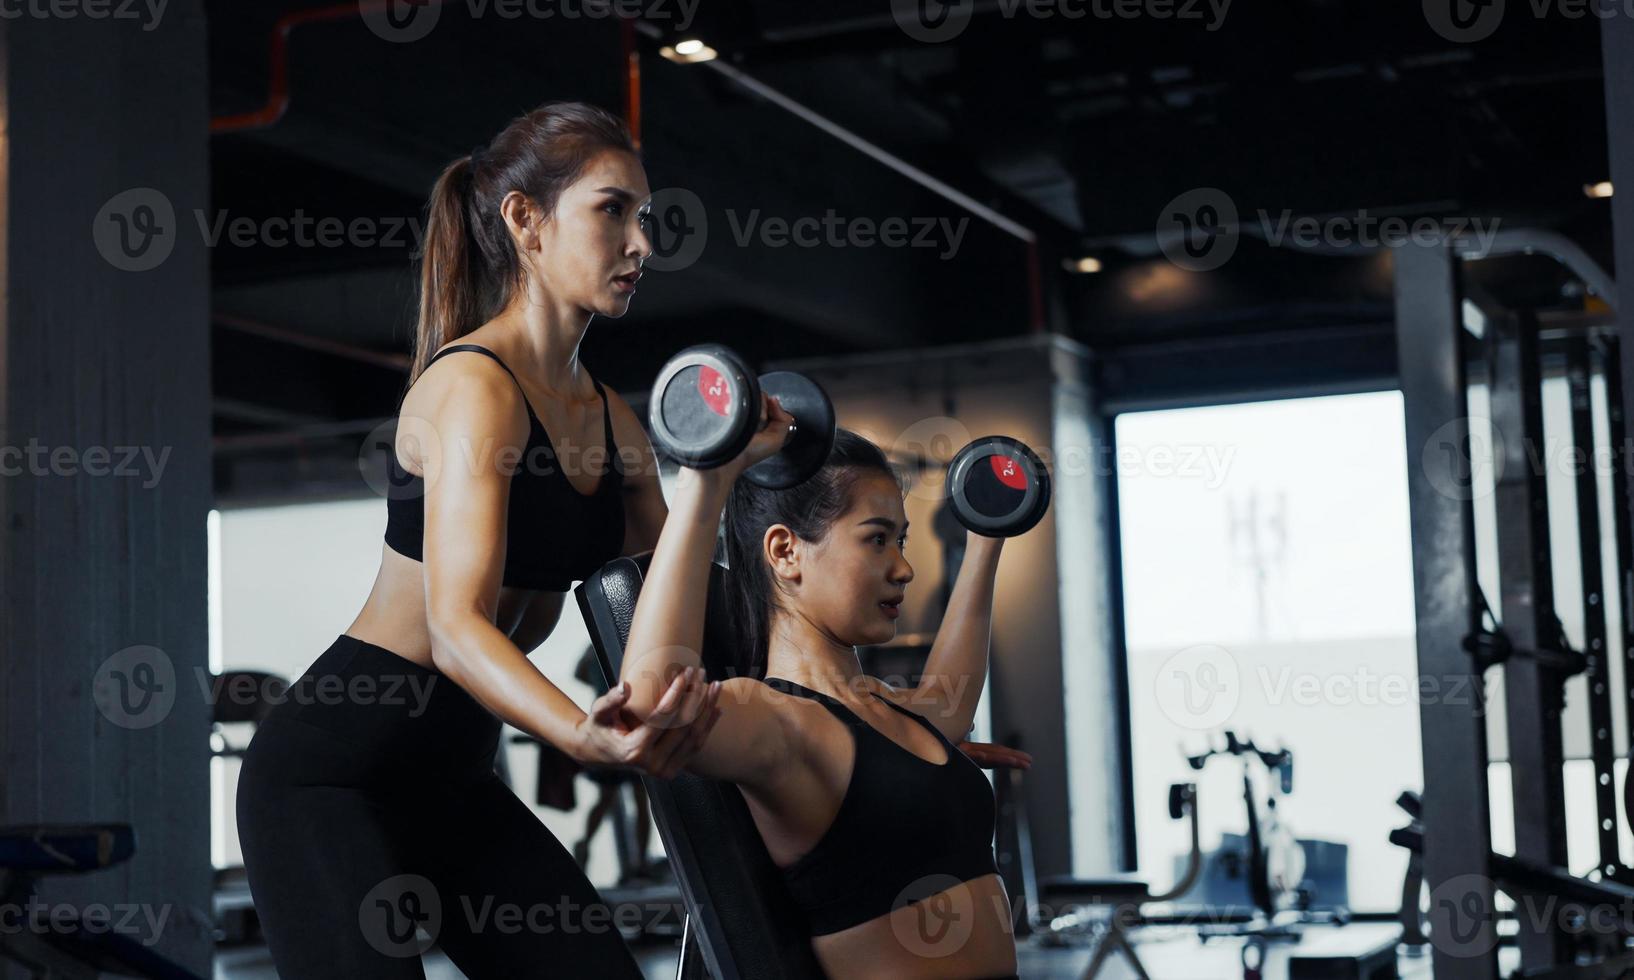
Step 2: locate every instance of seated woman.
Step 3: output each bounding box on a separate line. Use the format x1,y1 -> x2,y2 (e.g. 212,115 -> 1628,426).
620,398 -> 1019,980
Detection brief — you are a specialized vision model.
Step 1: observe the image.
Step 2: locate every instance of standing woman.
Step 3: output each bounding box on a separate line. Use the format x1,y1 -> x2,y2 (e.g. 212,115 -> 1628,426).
236,101 -> 716,979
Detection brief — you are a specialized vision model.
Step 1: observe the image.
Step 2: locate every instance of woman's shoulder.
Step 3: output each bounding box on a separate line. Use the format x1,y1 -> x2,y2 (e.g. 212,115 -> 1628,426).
405,342 -> 524,413
395,347 -> 531,462
725,677 -> 834,747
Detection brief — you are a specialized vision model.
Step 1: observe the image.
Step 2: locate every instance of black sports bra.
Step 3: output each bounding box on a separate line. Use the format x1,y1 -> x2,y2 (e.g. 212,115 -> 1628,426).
382,344 -> 626,592
762,677 -> 999,936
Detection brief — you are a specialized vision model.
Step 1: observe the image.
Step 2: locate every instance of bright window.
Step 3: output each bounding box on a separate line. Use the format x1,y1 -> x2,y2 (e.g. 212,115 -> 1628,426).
1116,391 -> 1420,912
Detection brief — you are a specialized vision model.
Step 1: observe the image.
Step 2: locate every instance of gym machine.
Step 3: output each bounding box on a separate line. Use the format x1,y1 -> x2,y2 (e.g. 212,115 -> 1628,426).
1393,231 -> 1633,978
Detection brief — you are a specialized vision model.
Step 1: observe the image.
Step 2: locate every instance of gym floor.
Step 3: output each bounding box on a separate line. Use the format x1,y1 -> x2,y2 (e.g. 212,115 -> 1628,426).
214,923 -> 1462,978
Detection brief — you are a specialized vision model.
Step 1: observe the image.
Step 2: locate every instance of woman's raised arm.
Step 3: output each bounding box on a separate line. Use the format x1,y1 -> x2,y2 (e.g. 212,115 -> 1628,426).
618,394 -> 796,786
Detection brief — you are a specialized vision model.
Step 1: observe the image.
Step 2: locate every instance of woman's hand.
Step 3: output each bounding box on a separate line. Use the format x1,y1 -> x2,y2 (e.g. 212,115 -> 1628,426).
571,665 -> 723,779
672,392 -> 795,497
725,392 -> 798,478
958,740 -> 1033,770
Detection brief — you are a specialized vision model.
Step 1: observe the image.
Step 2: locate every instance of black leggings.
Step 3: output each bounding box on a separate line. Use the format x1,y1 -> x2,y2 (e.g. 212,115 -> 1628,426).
236,633 -> 644,979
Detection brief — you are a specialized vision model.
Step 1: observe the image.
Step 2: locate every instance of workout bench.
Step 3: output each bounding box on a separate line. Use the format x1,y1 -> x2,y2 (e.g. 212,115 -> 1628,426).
575,551 -> 825,980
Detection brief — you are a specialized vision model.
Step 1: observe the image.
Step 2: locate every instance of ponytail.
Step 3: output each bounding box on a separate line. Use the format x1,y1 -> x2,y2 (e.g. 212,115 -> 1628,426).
411,156 -> 479,385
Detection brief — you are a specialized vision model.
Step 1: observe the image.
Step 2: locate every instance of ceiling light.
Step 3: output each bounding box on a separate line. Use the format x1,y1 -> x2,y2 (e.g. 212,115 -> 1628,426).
660,39 -> 717,64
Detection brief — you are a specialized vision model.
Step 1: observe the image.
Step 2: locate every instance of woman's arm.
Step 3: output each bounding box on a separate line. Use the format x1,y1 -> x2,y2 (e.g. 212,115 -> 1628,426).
604,386 -> 668,555
618,395 -> 795,787
908,533 -> 1005,742
415,361 -> 715,771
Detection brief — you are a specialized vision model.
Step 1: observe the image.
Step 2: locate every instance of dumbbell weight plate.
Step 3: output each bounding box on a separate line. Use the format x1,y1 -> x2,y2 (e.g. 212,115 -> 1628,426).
743,371 -> 837,489
946,436 -> 1051,537
648,345 -> 760,469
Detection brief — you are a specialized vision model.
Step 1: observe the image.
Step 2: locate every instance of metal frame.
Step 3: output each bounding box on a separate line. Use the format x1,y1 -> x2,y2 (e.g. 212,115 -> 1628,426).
1567,338 -> 1623,883
1393,240 -> 1500,979
1396,230 -> 1630,976
1600,335 -> 1634,788
1490,307 -> 1572,966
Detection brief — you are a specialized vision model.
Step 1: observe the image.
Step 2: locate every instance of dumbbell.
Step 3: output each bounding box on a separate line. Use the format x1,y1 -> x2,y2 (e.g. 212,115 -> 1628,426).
647,344 -> 837,489
945,436 -> 1051,537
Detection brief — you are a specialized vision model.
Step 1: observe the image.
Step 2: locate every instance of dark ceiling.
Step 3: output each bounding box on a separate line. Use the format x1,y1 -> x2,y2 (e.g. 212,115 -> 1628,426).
203,0 -> 1618,498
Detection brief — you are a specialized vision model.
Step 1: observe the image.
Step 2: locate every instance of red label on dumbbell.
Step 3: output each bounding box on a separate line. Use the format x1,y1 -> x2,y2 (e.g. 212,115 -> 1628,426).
989,454 -> 1028,490
698,367 -> 733,416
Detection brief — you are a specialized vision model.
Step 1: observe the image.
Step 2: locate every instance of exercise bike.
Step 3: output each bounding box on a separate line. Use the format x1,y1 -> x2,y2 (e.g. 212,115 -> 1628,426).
1186,731 -> 1307,933
1185,731 -> 1352,977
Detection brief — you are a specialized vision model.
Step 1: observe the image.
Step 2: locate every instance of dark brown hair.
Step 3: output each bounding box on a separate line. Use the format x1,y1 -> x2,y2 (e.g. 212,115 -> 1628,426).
409,100 -> 638,384
720,429 -> 905,679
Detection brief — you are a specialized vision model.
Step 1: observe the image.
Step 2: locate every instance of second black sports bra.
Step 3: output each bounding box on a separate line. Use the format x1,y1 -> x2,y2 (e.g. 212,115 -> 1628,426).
762,677 -> 1000,936
382,344 -> 626,592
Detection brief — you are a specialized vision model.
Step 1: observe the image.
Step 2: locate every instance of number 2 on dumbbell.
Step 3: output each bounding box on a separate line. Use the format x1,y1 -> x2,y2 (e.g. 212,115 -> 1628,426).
946,436 -> 1051,538
648,345 -> 837,489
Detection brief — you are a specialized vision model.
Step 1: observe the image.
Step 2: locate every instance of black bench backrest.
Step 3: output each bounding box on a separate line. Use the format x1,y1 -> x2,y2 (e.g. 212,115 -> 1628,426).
575,553 -> 825,980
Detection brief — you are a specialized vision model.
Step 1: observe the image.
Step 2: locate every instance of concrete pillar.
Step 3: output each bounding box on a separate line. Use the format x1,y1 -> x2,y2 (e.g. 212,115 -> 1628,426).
0,2 -> 213,973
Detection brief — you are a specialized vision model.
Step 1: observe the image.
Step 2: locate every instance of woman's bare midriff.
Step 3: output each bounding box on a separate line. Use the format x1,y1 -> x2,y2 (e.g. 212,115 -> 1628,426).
342,543 -> 548,669
810,873 -> 1017,979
